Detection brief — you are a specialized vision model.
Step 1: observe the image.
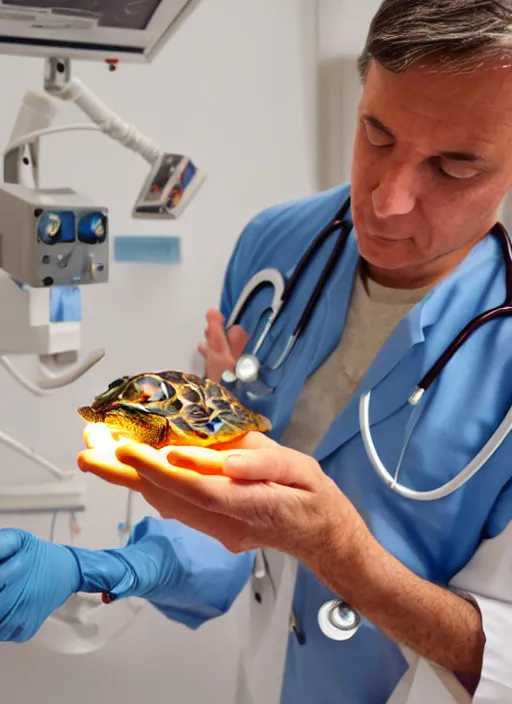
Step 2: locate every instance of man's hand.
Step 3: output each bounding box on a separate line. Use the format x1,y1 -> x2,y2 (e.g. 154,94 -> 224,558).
77,427 -> 486,676
77,426 -> 369,563
197,309 -> 248,382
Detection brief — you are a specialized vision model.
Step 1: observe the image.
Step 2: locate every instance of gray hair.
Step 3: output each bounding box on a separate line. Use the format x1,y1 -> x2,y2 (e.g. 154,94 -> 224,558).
357,0 -> 512,79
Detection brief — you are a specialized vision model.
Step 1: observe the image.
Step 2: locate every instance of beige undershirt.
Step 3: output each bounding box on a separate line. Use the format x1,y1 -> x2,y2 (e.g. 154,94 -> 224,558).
281,263 -> 431,455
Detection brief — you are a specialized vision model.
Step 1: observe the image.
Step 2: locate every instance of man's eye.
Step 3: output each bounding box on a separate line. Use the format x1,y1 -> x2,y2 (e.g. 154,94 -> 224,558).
362,120 -> 394,148
437,160 -> 479,180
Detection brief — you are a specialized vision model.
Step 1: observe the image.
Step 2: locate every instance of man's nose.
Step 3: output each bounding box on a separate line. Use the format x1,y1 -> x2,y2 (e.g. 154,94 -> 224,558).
372,162 -> 417,218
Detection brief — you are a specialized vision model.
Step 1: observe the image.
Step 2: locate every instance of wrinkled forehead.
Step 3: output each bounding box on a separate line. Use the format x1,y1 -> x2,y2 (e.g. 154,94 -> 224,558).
361,59 -> 512,155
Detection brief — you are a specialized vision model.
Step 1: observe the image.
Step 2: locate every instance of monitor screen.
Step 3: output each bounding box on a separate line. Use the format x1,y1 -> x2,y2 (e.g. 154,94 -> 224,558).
4,1 -> 161,31
0,0 -> 200,61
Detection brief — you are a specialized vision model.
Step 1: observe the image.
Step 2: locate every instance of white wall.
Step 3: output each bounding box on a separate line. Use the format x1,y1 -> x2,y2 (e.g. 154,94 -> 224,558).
316,0 -> 383,189
0,2 -> 317,702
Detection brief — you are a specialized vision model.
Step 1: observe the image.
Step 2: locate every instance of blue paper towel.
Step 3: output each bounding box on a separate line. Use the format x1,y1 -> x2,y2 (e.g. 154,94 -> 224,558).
50,286 -> 82,322
9,278 -> 82,322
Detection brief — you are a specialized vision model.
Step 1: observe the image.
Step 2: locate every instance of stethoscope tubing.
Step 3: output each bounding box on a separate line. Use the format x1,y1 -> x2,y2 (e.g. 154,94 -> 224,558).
242,210 -> 512,644
226,203 -> 512,502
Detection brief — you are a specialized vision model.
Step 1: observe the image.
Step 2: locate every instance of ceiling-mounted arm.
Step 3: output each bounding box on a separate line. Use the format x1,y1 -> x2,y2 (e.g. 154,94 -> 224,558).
44,57 -> 162,165
42,56 -> 206,219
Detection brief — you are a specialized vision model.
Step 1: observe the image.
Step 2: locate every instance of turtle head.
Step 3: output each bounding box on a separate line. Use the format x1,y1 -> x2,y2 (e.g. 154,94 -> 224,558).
78,372 -> 175,446
77,375 -> 132,424
77,405 -> 102,423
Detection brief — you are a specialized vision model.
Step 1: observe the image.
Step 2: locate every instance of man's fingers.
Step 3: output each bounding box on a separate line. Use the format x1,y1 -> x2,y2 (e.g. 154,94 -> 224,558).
206,348 -> 235,378
210,431 -> 277,452
115,443 -> 205,487
164,434 -> 309,487
83,423 -> 112,449
226,325 -> 249,358
161,446 -> 227,474
164,446 -> 232,473
139,483 -> 246,539
165,434 -> 277,476
223,447 -> 315,488
77,448 -> 149,492
199,309 -> 250,382
115,443 -> 238,512
205,309 -> 230,356
164,431 -> 275,470
83,423 -> 127,450
206,308 -> 225,327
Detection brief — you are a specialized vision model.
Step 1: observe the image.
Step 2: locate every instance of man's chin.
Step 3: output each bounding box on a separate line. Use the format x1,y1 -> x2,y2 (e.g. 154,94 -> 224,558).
356,234 -> 415,271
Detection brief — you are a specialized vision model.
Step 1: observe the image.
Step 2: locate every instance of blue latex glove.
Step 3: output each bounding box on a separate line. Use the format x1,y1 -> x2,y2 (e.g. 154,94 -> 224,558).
0,516 -> 179,642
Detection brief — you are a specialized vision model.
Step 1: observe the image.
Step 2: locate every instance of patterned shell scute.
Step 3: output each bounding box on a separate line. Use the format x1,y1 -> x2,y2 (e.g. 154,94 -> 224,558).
154,371 -> 269,439
77,369 -> 272,449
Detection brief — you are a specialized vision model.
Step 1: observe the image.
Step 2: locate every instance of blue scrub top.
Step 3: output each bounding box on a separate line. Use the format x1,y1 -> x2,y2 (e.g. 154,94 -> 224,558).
142,183 -> 512,703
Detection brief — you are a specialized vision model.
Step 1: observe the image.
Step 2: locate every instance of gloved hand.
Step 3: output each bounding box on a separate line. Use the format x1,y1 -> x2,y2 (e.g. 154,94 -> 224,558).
0,516 -> 179,642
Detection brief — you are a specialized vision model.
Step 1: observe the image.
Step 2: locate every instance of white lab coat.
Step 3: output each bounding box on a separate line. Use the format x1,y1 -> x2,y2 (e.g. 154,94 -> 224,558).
234,549 -> 297,704
213,183 -> 512,703
234,523 -> 512,704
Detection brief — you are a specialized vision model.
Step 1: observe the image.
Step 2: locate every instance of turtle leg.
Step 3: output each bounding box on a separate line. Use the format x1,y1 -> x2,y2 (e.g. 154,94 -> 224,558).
103,407 -> 169,449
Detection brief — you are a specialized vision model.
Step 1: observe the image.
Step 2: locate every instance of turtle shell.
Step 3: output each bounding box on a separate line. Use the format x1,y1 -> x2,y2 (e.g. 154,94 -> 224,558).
78,370 -> 272,449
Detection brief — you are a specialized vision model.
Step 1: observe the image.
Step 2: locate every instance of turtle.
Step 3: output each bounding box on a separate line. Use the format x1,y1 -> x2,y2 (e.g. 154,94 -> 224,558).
77,370 -> 272,449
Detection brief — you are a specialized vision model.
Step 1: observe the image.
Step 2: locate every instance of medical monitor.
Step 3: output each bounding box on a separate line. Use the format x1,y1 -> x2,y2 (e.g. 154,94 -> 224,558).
0,0 -> 201,62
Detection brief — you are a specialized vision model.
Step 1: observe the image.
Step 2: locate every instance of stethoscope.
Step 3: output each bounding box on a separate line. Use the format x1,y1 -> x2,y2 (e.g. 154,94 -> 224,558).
221,197 -> 353,396
221,195 -> 512,642
221,196 -> 512,502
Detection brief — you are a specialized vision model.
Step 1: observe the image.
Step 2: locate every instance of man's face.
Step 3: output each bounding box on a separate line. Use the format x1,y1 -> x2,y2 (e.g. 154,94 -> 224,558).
351,59 -> 512,284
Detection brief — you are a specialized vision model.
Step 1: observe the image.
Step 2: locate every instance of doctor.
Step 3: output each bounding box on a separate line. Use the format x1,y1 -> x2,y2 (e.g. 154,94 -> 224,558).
1,0 -> 512,701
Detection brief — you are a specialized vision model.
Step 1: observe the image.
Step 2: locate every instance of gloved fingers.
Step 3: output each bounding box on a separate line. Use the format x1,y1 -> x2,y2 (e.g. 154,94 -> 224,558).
77,447 -> 151,492
0,529 -> 24,562
0,548 -> 33,584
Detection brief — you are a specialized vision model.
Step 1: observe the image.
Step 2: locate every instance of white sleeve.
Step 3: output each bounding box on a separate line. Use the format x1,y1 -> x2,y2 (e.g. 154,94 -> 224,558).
449,520 -> 512,703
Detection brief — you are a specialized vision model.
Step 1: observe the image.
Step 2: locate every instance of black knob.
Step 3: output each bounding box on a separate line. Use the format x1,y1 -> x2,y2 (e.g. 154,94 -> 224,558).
42,276 -> 54,286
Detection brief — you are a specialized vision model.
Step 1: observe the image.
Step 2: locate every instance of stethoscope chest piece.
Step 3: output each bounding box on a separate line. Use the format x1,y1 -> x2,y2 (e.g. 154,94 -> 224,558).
222,354 -> 275,399
317,599 -> 362,641
235,354 -> 261,384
